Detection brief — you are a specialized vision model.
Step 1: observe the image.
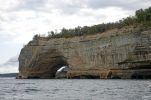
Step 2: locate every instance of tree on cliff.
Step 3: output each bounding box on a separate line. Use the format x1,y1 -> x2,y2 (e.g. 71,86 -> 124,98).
38,7 -> 151,39
135,7 -> 151,23
33,34 -> 39,40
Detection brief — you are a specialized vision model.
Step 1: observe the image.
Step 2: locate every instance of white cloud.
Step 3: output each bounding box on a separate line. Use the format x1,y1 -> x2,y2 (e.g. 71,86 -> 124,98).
0,56 -> 18,73
0,0 -> 148,44
85,0 -> 151,11
0,66 -> 18,73
0,0 -> 19,11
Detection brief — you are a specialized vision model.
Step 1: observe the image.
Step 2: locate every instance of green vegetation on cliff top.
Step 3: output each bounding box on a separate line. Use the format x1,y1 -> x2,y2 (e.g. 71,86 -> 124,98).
33,7 -> 151,40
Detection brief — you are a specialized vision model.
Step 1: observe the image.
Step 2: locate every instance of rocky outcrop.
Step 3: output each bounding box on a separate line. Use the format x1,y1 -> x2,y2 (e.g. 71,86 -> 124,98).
17,26 -> 151,79
55,66 -> 69,78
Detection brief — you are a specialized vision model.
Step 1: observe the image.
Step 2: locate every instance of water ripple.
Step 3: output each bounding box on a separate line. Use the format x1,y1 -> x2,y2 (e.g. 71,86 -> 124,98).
0,79 -> 150,100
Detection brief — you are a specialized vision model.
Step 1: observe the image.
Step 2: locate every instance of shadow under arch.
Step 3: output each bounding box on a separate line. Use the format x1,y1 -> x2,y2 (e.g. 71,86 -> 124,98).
26,48 -> 69,79
49,56 -> 68,78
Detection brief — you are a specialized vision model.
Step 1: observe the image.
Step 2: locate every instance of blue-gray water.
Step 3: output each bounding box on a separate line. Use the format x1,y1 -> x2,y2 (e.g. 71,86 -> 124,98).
0,78 -> 151,100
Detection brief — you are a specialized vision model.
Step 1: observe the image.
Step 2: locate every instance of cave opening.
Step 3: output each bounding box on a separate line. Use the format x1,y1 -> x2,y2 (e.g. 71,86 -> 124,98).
55,66 -> 69,78
50,57 -> 69,78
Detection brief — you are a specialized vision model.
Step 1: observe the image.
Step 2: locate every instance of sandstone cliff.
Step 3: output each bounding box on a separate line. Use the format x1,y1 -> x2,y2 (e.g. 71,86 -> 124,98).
17,26 -> 151,79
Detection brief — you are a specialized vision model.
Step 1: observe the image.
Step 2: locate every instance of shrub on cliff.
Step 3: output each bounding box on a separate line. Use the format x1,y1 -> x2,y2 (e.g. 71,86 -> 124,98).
33,34 -> 40,40
34,7 -> 151,39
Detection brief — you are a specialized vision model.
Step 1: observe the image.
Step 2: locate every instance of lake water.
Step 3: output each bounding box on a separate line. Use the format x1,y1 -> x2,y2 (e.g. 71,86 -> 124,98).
0,78 -> 151,100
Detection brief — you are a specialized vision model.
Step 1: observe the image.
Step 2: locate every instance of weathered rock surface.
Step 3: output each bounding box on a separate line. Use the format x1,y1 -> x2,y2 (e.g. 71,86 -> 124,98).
17,26 -> 151,79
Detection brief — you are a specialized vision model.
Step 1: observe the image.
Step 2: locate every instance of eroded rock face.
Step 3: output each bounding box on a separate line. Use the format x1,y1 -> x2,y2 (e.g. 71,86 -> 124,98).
18,26 -> 151,79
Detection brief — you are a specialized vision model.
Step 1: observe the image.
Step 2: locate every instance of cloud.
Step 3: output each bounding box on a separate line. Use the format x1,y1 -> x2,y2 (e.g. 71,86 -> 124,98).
18,0 -> 47,11
85,0 -> 151,10
0,0 -> 19,11
0,0 -> 149,45
3,56 -> 18,66
46,0 -> 86,15
0,56 -> 18,73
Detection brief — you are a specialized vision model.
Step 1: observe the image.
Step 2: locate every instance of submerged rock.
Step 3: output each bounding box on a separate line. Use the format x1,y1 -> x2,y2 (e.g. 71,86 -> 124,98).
18,26 -> 151,79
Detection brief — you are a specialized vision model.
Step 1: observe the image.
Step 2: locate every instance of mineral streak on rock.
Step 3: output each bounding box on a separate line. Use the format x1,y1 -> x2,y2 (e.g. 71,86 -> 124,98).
17,26 -> 151,79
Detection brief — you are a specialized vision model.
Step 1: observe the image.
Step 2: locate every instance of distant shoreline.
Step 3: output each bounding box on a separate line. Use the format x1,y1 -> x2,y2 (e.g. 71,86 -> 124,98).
0,73 -> 17,77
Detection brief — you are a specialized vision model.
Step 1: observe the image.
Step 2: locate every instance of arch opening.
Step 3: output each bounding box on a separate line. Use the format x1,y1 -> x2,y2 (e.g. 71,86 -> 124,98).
55,66 -> 69,78
49,57 -> 69,78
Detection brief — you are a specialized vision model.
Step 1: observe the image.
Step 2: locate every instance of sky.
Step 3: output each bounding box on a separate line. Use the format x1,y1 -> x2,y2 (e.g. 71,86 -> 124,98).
0,0 -> 150,73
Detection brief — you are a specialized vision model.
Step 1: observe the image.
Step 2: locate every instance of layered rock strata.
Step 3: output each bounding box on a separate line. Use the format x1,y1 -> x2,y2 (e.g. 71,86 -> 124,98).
17,26 -> 151,79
